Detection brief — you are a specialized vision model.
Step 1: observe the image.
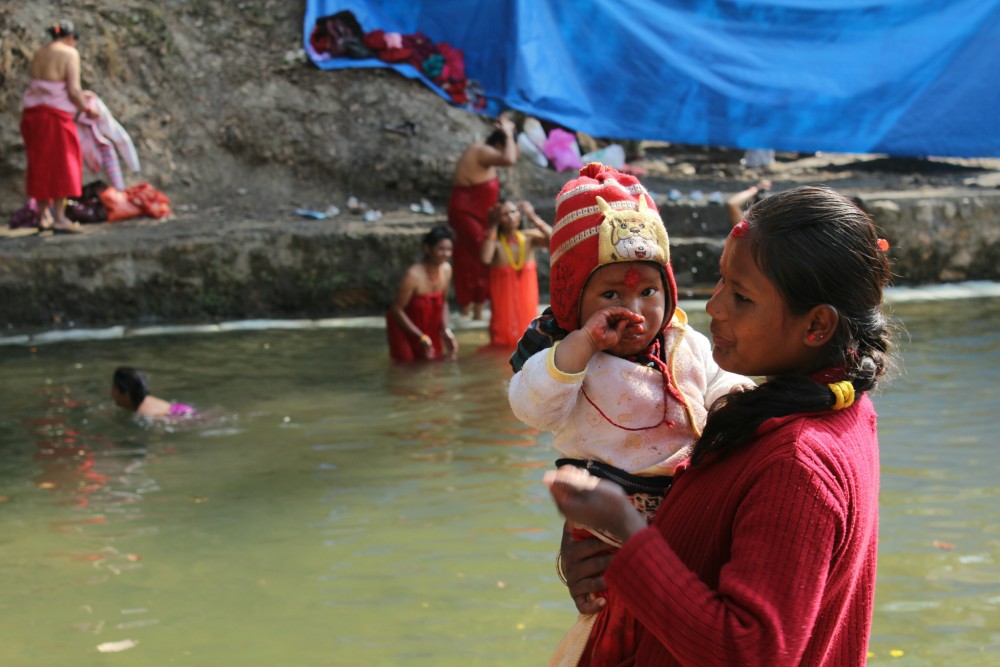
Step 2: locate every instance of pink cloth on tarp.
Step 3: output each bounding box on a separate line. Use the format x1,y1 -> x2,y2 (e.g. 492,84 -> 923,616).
543,128 -> 584,172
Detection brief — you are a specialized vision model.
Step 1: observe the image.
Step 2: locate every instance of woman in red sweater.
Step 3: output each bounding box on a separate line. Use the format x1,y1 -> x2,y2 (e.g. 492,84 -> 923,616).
546,185 -> 894,666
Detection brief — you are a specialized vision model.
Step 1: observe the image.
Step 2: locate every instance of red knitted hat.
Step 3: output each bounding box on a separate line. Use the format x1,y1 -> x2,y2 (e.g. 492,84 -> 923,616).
550,162 -> 677,331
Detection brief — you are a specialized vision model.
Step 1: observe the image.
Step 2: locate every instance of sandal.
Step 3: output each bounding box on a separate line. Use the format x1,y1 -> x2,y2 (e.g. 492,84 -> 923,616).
52,223 -> 84,234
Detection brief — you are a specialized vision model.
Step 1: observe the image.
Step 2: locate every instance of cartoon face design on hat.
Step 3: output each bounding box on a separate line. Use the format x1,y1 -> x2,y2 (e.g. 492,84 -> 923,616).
549,162 -> 677,332
596,195 -> 669,264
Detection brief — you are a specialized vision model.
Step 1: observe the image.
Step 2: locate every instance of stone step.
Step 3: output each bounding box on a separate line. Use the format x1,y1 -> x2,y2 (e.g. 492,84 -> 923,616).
0,189 -> 997,331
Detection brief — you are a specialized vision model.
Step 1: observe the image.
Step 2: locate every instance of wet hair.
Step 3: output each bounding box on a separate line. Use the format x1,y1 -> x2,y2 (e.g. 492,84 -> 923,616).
113,366 -> 149,410
422,225 -> 454,251
485,128 -> 507,148
48,20 -> 79,40
494,198 -> 519,228
691,185 -> 895,466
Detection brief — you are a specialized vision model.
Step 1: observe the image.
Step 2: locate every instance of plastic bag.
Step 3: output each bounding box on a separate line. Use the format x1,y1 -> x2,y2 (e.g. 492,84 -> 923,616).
543,128 -> 584,173
99,187 -> 143,222
517,132 -> 548,168
580,144 -> 626,169
522,117 -> 548,152
126,182 -> 172,219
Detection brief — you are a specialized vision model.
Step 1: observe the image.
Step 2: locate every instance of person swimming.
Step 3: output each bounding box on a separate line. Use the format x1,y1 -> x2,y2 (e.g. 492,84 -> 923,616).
111,366 -> 196,420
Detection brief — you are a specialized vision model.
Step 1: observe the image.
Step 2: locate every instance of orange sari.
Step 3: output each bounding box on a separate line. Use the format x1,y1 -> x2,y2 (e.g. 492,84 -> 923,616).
487,258 -> 539,349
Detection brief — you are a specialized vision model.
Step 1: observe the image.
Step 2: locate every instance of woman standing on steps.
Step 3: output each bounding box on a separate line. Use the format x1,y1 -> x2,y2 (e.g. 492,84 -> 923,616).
386,226 -> 459,362
21,19 -> 98,233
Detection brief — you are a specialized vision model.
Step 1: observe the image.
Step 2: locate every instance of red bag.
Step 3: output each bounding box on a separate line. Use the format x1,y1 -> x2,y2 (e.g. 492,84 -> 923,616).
125,182 -> 172,219
98,186 -> 142,222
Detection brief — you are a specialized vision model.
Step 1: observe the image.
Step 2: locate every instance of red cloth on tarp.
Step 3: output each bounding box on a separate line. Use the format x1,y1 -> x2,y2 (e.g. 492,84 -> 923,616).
386,292 -> 445,362
20,105 -> 82,200
487,259 -> 539,349
447,177 -> 499,308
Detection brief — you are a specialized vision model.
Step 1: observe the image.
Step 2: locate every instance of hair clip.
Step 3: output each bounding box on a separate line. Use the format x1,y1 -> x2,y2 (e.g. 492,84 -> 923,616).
828,381 -> 855,410
731,219 -> 749,238
876,238 -> 889,252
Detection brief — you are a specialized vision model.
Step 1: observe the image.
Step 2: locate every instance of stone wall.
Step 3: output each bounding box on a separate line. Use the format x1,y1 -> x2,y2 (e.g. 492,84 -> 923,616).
1,188 -> 996,332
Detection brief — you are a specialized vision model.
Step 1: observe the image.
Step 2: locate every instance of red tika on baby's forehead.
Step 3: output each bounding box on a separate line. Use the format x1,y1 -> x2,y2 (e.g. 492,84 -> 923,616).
731,219 -> 749,238
623,267 -> 641,287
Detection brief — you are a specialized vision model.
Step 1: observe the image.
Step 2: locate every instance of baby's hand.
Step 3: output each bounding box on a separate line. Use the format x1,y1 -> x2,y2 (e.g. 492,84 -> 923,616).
580,307 -> 645,351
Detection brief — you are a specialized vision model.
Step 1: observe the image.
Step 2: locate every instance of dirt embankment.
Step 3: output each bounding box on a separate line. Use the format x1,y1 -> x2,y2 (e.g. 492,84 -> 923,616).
0,1 -> 517,220
2,1 -> 999,223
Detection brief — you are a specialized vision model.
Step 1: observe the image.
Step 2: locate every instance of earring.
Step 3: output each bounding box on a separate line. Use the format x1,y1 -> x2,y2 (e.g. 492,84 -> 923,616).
807,332 -> 816,341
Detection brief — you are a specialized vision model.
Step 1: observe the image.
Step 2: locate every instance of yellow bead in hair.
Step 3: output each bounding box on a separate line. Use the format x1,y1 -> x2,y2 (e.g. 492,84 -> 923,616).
828,381 -> 856,410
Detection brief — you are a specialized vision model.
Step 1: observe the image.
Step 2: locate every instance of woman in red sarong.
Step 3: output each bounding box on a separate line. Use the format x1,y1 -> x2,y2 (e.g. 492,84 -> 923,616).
447,116 -> 519,320
20,20 -> 98,233
480,200 -> 552,350
386,226 -> 459,362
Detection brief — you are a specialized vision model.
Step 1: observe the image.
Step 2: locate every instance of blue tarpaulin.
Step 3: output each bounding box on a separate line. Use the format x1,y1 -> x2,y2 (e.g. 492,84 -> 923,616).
305,0 -> 1000,158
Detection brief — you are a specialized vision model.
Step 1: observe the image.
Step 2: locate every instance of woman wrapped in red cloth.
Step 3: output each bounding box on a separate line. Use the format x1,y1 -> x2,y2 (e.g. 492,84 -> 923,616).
20,20 -> 98,233
447,116 -> 518,320
386,226 -> 459,362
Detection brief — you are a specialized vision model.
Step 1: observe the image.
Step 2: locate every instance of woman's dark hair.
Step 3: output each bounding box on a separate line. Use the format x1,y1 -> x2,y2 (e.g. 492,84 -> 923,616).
485,128 -> 507,148
422,225 -> 454,250
691,185 -> 895,466
113,366 -> 149,410
48,20 -> 79,40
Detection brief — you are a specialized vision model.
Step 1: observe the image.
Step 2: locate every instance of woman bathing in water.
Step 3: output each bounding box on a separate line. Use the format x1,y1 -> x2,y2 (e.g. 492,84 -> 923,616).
386,225 -> 459,362
111,367 -> 197,420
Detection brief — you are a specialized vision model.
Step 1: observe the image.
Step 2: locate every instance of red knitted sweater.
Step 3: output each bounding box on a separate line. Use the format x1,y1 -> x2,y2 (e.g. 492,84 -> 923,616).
593,395 -> 880,666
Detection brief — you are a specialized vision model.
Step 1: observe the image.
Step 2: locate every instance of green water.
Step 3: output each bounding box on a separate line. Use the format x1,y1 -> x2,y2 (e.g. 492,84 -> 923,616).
0,296 -> 997,666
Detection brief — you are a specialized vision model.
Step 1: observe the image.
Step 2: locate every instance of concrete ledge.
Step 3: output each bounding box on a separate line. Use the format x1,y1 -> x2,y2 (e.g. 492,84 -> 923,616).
1,189 -> 998,331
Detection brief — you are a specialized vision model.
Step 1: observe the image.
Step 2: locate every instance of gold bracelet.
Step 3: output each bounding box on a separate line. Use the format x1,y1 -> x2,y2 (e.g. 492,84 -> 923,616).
556,550 -> 568,585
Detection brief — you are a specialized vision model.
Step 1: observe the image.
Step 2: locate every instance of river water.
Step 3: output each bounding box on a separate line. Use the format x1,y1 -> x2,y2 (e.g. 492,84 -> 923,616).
0,285 -> 997,666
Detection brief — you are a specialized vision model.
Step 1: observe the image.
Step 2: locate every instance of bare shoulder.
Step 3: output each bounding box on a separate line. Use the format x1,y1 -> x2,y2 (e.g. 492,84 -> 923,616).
524,229 -> 549,246
52,42 -> 80,61
404,262 -> 426,282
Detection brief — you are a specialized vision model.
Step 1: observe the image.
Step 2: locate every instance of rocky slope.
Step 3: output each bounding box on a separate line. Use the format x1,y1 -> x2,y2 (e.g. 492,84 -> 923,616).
5,0 -> 1000,224
1,1 -> 520,218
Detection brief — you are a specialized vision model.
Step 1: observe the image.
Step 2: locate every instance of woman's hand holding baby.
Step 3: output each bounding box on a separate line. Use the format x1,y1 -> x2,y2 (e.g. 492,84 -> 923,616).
544,466 -> 647,546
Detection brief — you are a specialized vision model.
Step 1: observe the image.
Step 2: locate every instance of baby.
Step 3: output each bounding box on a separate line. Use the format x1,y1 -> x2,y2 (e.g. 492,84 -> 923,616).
509,163 -> 753,535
